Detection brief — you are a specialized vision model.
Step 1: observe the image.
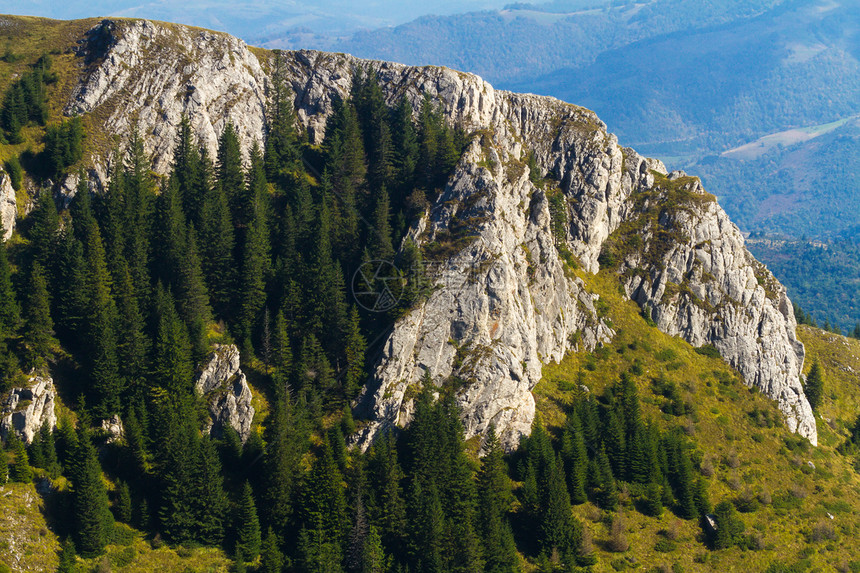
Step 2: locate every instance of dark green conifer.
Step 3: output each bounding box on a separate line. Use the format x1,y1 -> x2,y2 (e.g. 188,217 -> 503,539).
21,261 -> 56,368
805,361 -> 824,411
194,435 -> 228,545
81,222 -> 121,418
56,538 -> 78,573
235,481 -> 262,561
71,429 -> 114,556
151,285 -> 193,395
113,479 -> 132,523
260,527 -> 285,573
8,432 -> 31,482
478,427 -> 518,573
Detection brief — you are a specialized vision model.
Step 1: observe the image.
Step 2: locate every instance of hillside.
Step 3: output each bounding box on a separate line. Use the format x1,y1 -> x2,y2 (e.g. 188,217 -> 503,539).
0,14 -> 856,573
310,0 -> 860,331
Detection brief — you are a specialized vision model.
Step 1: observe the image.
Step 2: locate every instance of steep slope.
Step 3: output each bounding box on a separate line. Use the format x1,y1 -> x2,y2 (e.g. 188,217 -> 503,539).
3,16 -> 817,448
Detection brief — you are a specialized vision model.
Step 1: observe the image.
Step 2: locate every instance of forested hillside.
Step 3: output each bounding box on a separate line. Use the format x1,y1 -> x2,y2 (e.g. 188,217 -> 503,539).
0,15 -> 860,573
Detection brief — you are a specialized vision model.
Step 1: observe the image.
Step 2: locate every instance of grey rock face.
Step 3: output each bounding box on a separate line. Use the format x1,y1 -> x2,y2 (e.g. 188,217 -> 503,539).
0,168 -> 16,241
195,344 -> 255,442
67,19 -> 269,177
100,414 -> 124,444
63,19 -> 816,447
614,172 -> 816,444
0,376 -> 57,444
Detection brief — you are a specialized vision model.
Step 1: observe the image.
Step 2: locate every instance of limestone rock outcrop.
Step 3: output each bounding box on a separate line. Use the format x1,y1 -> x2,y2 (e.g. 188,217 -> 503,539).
0,167 -> 16,241
59,18 -> 816,447
195,344 -> 255,442
67,19 -> 269,177
613,171 -> 815,443
1,376 -> 57,444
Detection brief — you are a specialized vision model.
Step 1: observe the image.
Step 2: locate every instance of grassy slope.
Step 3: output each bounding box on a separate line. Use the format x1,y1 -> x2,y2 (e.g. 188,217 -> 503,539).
534,270 -> 860,572
0,480 -> 232,572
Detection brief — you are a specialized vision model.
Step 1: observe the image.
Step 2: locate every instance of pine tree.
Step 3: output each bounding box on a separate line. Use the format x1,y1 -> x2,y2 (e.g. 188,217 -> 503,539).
262,387 -> 303,536
343,306 -> 366,399
27,191 -> 60,278
478,428 -> 518,573
56,538 -> 79,573
235,481 -> 262,561
71,429 -> 114,556
712,500 -> 745,549
81,222 -> 121,418
151,285 -> 193,395
561,409 -> 588,505
199,169 -> 235,319
194,435 -> 228,545
260,527 -> 285,573
8,432 -> 31,482
21,261 -> 56,368
113,479 -> 132,523
301,435 -> 347,549
805,361 -> 824,411
0,446 -> 7,484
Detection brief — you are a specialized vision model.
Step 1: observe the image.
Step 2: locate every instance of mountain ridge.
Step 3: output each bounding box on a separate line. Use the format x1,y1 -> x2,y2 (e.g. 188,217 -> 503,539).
0,16 -> 817,447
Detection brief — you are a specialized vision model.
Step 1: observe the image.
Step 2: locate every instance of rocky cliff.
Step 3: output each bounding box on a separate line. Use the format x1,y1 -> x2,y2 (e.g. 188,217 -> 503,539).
0,167 -> 16,241
195,344 -> 255,442
0,376 -> 57,444
53,18 -> 816,447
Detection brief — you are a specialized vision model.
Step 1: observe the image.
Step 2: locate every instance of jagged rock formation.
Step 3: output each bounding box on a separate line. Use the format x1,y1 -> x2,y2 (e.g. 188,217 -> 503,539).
607,170 -> 815,443
55,18 -> 815,447
0,167 -> 16,241
195,344 -> 255,442
0,376 -> 57,444
67,19 -> 269,178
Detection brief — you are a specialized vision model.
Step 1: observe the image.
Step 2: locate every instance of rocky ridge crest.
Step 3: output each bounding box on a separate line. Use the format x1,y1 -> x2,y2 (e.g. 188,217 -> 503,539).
60,19 -> 816,447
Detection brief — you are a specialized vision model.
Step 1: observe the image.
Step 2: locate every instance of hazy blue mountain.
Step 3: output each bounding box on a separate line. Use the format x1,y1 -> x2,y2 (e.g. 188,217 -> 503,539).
0,0 -> 512,40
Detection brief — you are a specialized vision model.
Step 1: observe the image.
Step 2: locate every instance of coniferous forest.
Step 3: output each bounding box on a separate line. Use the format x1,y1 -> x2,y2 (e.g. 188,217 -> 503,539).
3,51 -> 860,573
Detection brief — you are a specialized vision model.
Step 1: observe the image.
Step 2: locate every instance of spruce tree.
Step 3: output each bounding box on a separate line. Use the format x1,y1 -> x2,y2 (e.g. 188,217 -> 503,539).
478,428 -> 518,573
56,538 -> 78,573
21,261 -> 56,368
712,500 -> 745,549
561,409 -> 588,505
194,435 -> 228,545
113,479 -> 132,523
262,387 -> 303,535
81,222 -> 121,418
0,447 -> 7,484
151,285 -> 193,395
805,361 -> 824,411
199,171 -> 235,319
71,429 -> 114,557
343,306 -> 366,399
301,436 -> 347,549
260,527 -> 285,573
0,223 -> 20,334
8,432 -> 31,482
235,481 -> 262,561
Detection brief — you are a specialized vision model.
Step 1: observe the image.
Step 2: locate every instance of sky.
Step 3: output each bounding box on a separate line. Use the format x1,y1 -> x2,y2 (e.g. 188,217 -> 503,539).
0,0 -> 517,41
